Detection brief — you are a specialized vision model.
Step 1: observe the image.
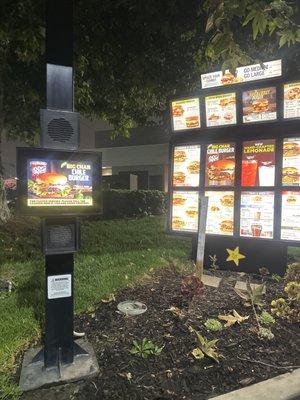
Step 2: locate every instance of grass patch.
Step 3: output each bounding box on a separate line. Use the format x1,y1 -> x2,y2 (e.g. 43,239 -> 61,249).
0,216 -> 190,399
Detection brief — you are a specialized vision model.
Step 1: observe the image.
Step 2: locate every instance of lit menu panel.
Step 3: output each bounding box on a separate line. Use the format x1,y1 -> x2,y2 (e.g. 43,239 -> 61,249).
242,87 -> 277,123
240,192 -> 274,239
205,143 -> 235,186
205,191 -> 234,235
171,98 -> 200,131
281,191 -> 300,241
171,191 -> 199,232
173,145 -> 200,187
284,82 -> 300,119
282,138 -> 300,187
205,93 -> 236,127
241,140 -> 275,187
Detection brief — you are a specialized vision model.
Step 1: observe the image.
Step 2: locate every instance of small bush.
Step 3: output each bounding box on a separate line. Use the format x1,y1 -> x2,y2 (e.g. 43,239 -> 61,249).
205,319 -> 223,332
284,263 -> 300,284
258,311 -> 275,326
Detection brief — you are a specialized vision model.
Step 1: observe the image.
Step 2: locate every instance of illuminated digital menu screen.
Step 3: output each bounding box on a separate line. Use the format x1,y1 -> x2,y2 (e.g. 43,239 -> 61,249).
240,192 -> 274,239
281,191 -> 300,241
242,87 -> 277,123
241,140 -> 275,187
173,145 -> 200,187
284,82 -> 300,119
171,191 -> 199,232
205,143 -> 235,186
171,98 -> 200,131
205,93 -> 236,127
205,191 -> 234,235
282,138 -> 300,186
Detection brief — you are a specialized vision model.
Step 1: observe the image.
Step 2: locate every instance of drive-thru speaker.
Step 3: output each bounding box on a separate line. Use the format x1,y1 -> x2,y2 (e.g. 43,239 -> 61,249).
42,217 -> 80,255
40,109 -> 79,150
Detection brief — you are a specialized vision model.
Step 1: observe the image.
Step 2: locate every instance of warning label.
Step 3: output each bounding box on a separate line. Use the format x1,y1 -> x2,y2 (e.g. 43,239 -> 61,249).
47,274 -> 72,299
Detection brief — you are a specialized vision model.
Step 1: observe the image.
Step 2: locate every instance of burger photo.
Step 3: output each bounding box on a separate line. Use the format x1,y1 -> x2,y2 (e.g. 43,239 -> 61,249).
282,167 -> 299,185
210,205 -> 220,212
174,150 -> 187,163
251,99 -> 269,113
173,171 -> 186,185
220,194 -> 234,207
187,161 -> 200,174
220,220 -> 234,234
221,72 -> 235,85
28,172 -> 71,198
172,194 -> 186,206
207,159 -> 235,185
186,206 -> 198,218
283,142 -> 300,157
253,195 -> 262,202
286,195 -> 297,204
172,217 -> 185,230
172,104 -> 184,117
219,97 -> 235,107
224,112 -> 233,121
185,116 -> 199,128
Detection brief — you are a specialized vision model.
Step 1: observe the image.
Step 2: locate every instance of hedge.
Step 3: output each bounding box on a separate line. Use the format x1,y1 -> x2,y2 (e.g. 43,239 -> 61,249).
102,189 -> 167,219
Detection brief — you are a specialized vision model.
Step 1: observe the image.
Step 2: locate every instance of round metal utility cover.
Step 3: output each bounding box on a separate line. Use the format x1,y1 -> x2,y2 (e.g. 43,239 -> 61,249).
117,300 -> 147,316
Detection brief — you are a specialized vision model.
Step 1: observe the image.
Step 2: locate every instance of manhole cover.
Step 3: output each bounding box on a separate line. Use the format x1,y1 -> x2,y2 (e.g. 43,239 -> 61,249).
117,300 -> 147,316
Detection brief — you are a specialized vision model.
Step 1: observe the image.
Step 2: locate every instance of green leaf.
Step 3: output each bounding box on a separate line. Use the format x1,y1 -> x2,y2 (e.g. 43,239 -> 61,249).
205,14 -> 215,33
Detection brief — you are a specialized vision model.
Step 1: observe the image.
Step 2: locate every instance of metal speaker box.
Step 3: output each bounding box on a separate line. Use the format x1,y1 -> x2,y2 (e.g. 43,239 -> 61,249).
40,109 -> 79,150
42,217 -> 80,255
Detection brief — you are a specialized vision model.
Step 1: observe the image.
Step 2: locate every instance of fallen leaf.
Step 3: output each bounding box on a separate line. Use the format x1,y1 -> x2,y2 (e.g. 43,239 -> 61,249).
191,348 -> 204,359
218,309 -> 249,327
101,293 -> 115,303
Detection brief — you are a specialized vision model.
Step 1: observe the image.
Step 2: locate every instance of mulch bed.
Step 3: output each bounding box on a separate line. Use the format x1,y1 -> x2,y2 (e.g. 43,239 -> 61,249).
21,268 -> 300,400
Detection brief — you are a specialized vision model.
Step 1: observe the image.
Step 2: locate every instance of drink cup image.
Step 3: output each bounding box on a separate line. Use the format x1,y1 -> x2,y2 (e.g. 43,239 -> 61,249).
251,223 -> 262,237
254,211 -> 261,220
258,164 -> 275,186
241,159 -> 258,186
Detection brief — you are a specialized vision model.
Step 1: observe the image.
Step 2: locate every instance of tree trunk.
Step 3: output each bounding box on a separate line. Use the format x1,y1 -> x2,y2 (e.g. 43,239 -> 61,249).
0,67 -> 11,223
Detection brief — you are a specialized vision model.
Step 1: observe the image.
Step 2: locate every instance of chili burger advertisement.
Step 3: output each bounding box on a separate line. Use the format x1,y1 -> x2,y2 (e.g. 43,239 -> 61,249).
205,93 -> 236,127
281,191 -> 300,241
284,82 -> 300,119
205,143 -> 235,186
241,140 -> 275,187
242,87 -> 277,123
205,191 -> 234,235
27,159 -> 93,206
240,191 -> 274,238
171,98 -> 200,131
173,145 -> 200,187
171,191 -> 198,232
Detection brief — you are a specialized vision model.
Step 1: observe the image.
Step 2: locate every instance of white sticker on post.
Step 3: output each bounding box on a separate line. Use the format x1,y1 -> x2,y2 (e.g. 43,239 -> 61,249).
47,274 -> 72,299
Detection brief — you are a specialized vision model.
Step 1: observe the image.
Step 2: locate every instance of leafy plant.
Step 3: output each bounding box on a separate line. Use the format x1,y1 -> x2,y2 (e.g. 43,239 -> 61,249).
181,275 -> 204,302
271,281 -> 300,323
258,327 -> 274,341
209,254 -> 219,271
271,274 -> 282,283
234,281 -> 265,308
258,311 -> 275,326
189,327 -> 222,363
204,318 -> 223,332
130,338 -> 164,358
218,310 -> 249,328
259,267 -> 270,281
284,263 -> 300,283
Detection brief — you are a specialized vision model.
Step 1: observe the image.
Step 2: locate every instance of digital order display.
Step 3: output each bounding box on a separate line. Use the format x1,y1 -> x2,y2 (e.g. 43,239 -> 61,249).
205,143 -> 235,186
242,87 -> 277,123
205,93 -> 236,127
173,145 -> 200,187
27,159 -> 93,207
171,98 -> 200,131
241,140 -> 275,187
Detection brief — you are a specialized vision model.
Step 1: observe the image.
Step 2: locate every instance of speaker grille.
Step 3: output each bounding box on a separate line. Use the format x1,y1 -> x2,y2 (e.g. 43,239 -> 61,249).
48,118 -> 74,143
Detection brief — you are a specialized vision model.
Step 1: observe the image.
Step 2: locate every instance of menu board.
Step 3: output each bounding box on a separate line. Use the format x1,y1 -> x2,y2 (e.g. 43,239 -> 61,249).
205,191 -> 234,235
173,145 -> 200,187
205,93 -> 236,127
201,60 -> 282,89
282,138 -> 300,186
242,87 -> 277,123
284,82 -> 300,119
171,191 -> 199,232
205,143 -> 235,186
240,192 -> 274,238
281,191 -> 300,241
171,98 -> 200,131
241,140 -> 275,187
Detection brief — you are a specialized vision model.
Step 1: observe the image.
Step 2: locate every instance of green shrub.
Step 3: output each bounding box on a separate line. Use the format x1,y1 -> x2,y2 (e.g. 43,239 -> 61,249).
204,318 -> 223,332
284,263 -> 300,284
102,189 -> 167,219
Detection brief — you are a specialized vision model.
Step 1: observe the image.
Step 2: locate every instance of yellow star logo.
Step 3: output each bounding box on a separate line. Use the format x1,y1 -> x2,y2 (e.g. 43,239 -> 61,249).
226,246 -> 245,267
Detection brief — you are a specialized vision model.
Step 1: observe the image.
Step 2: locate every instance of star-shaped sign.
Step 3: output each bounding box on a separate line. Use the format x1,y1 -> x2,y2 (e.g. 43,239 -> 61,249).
226,246 -> 245,267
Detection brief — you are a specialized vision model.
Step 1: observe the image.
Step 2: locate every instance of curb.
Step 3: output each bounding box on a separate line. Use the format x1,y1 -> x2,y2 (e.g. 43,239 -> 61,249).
211,368 -> 300,400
